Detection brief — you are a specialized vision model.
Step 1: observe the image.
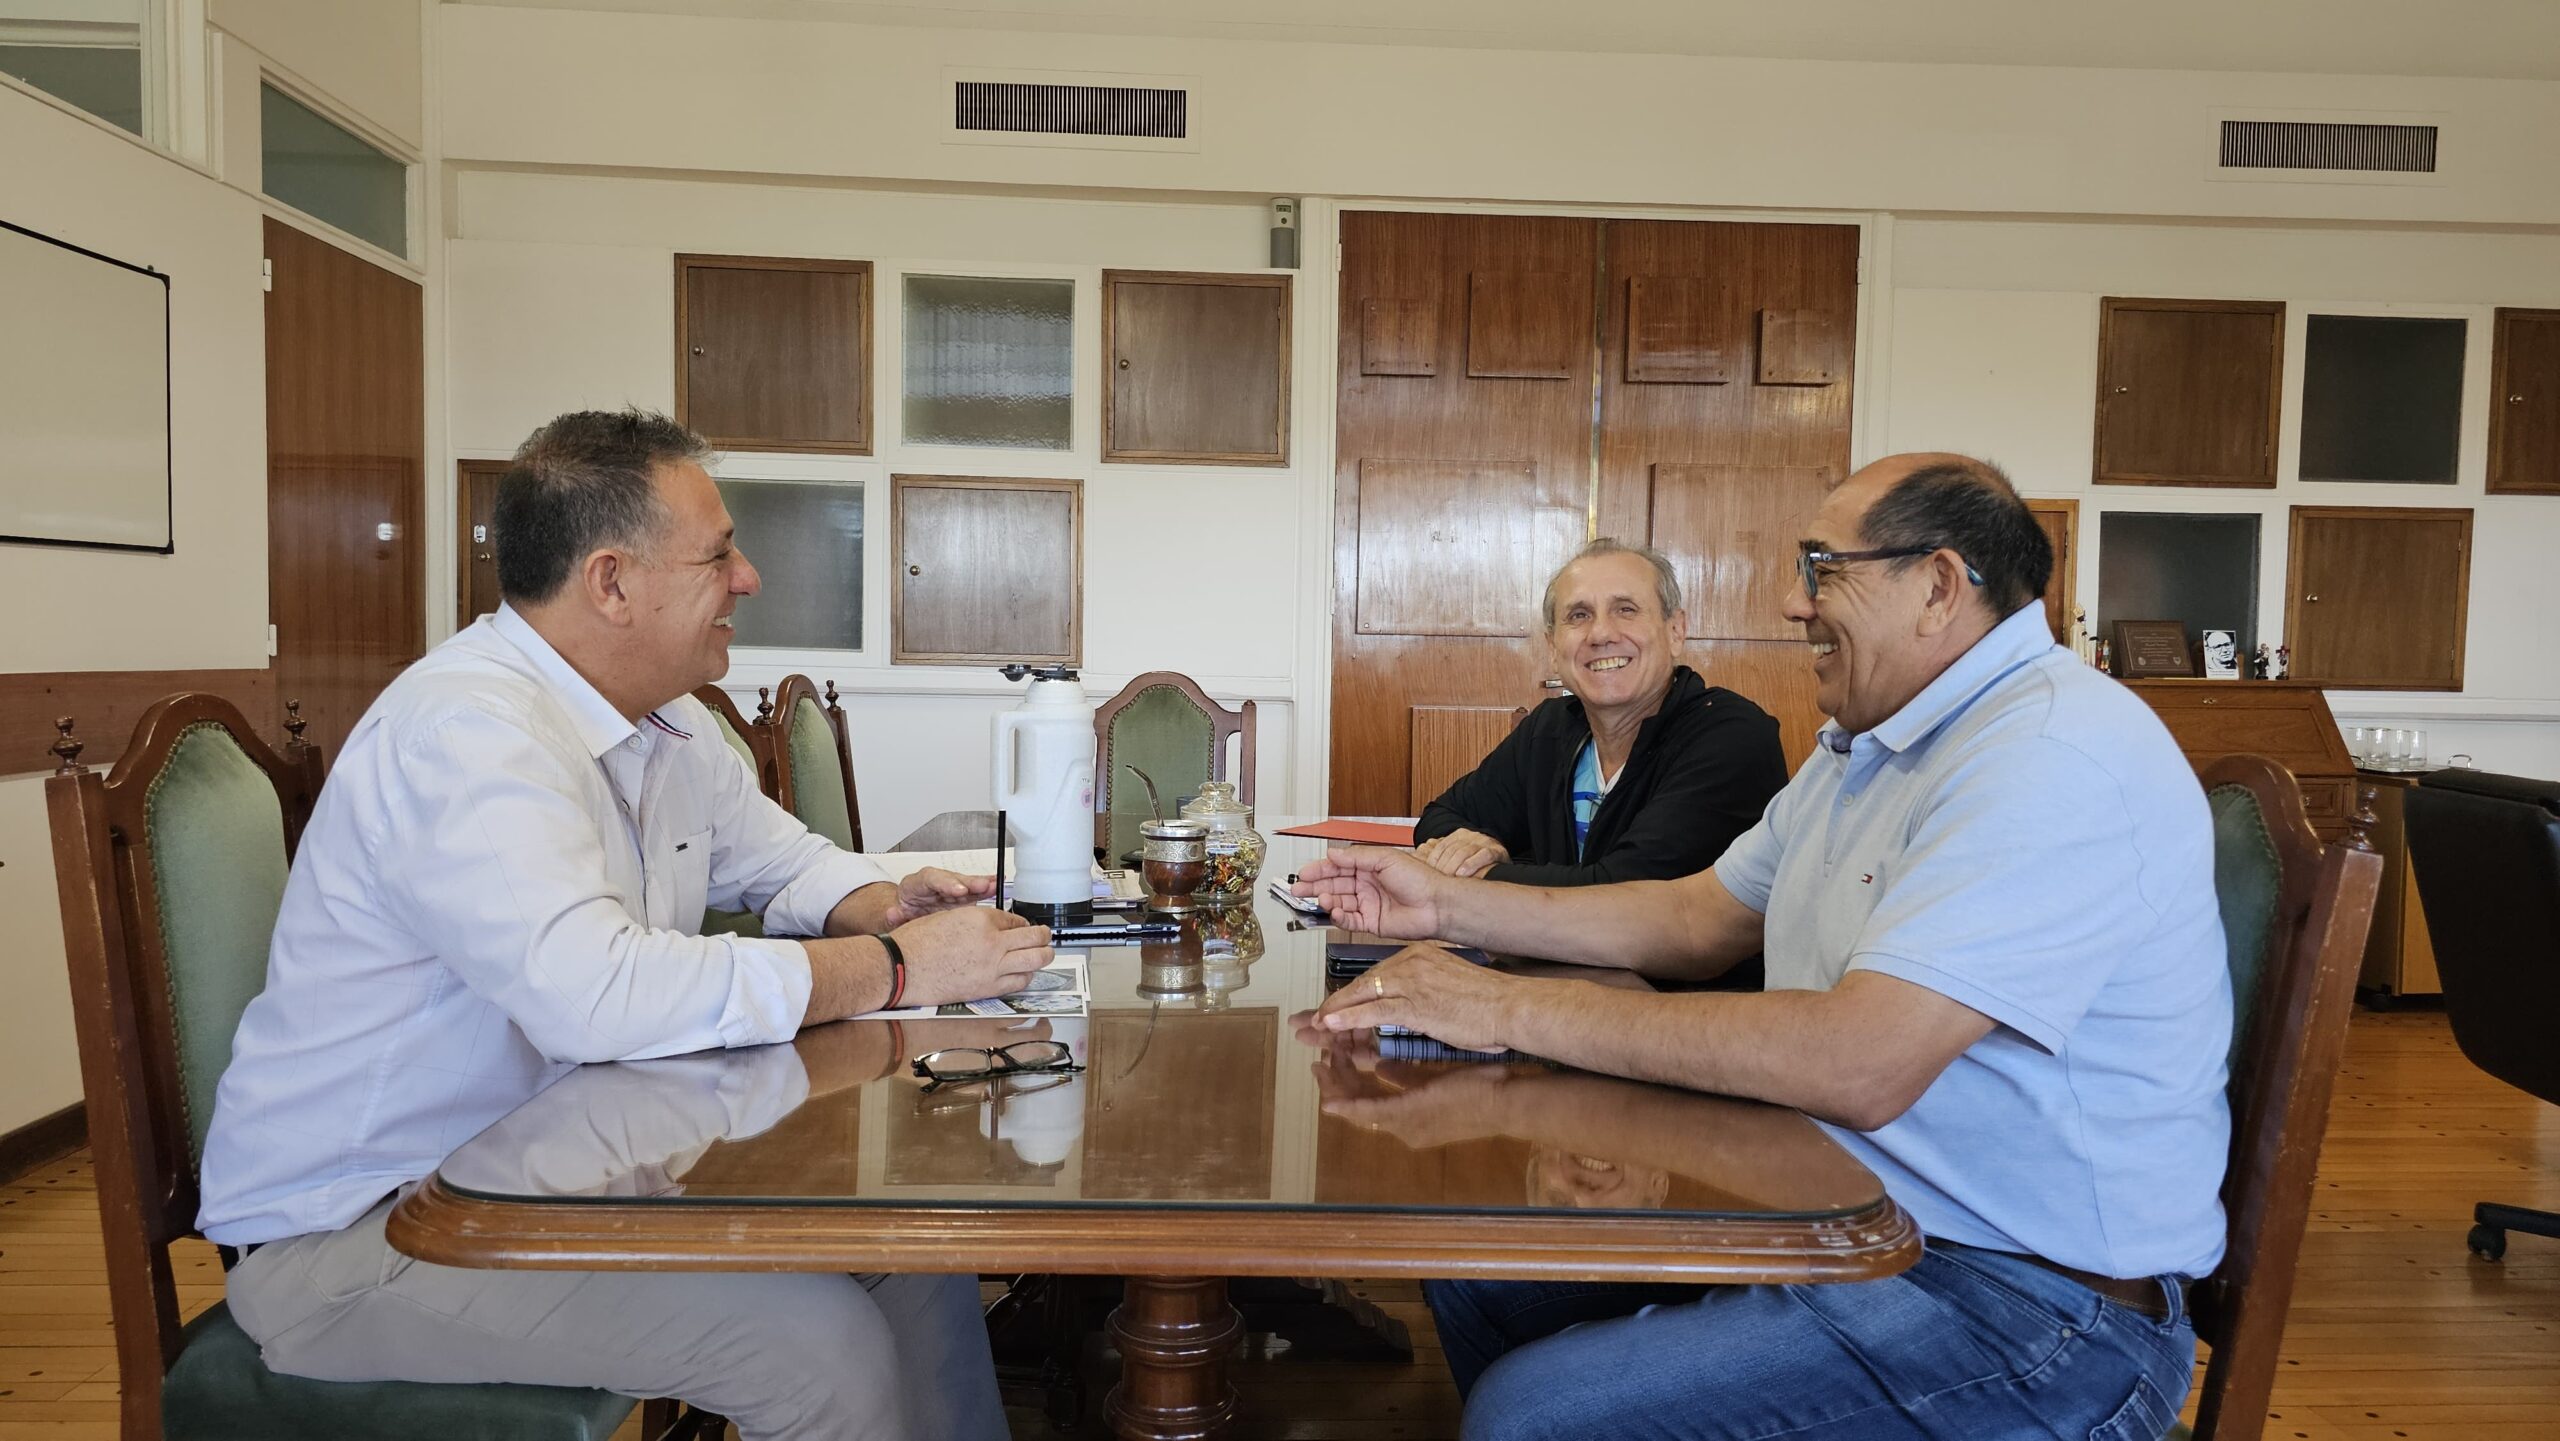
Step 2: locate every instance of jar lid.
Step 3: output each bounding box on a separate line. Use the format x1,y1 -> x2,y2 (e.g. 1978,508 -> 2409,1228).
1138,818 -> 1208,840
1180,780 -> 1250,820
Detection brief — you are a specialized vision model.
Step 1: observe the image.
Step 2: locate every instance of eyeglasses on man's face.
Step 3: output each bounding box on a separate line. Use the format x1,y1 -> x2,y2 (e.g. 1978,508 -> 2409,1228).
1794,542 -> 1984,602
910,1040 -> 1083,1095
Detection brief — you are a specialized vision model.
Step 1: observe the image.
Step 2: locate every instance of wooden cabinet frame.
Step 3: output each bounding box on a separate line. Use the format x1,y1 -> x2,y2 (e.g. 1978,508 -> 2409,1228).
1101,269 -> 1291,465
674,253 -> 874,455
889,474 -> 1083,666
2284,505 -> 2471,692
2488,306 -> 2560,496
2023,496 -> 2079,643
2093,297 -> 2284,489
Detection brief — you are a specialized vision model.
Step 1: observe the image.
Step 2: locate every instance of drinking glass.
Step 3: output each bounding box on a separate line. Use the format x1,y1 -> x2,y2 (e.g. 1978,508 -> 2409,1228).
2346,726 -> 2371,764
2407,729 -> 2429,768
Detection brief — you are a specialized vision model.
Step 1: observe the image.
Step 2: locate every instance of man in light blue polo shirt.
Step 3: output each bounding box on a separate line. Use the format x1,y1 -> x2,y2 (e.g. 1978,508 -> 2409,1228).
1298,454 -> 2228,1440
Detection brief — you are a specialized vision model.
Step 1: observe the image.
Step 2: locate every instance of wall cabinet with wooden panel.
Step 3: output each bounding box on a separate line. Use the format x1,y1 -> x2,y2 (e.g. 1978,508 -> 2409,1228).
2093,297 -> 2283,488
890,474 -> 1080,666
2285,506 -> 2470,691
2356,772 -> 2441,1002
675,254 -> 872,454
1103,270 -> 1290,465
2490,306 -> 2560,495
2121,680 -> 2361,847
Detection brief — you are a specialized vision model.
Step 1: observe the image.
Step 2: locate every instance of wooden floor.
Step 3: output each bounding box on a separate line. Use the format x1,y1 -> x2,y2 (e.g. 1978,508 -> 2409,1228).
2,1009 -> 2554,1440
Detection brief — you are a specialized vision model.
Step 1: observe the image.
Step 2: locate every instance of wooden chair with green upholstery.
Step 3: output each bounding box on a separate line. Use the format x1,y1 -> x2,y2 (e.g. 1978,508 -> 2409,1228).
1092,670 -> 1256,867
690,682 -> 773,796
691,683 -> 778,941
43,697 -> 676,1441
2172,755 -> 2384,1441
766,674 -> 863,852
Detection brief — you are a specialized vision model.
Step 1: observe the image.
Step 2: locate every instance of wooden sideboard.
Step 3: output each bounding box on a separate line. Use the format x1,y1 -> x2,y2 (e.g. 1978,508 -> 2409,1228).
2353,771 -> 2442,1001
2121,679 -> 2367,848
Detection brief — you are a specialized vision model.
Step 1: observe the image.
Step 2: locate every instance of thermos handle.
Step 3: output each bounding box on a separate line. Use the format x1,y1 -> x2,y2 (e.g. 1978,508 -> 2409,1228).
992,711 -> 1028,810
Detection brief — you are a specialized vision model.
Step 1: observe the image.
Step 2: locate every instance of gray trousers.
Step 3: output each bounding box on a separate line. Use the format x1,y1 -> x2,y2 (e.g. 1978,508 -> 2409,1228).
225,1193 -> 1008,1441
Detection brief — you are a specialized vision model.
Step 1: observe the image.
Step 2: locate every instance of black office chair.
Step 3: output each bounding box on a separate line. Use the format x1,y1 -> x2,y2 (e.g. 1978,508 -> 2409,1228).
2402,767 -> 2560,1262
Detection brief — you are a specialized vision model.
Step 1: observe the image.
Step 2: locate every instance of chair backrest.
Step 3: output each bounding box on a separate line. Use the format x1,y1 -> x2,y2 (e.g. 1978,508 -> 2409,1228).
2188,755 -> 2383,1441
691,682 -> 775,799
767,674 -> 862,851
2404,768 -> 2560,1104
44,697 -> 325,1438
1093,670 -> 1257,863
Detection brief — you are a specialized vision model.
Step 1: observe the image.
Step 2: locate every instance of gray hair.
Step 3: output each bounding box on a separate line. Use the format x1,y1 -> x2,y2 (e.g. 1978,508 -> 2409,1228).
493,408 -> 711,604
1541,538 -> 1683,633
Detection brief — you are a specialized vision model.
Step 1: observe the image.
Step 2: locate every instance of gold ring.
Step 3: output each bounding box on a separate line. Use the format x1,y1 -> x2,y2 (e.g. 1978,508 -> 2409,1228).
1371,976 -> 1385,998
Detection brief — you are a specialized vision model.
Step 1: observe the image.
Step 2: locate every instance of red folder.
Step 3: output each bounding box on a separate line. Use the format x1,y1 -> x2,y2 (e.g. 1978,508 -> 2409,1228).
1274,819 -> 1417,846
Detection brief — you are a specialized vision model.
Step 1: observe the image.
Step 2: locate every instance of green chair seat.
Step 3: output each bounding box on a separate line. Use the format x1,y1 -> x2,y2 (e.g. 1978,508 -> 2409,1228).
166,1302 -> 636,1441
786,695 -> 857,851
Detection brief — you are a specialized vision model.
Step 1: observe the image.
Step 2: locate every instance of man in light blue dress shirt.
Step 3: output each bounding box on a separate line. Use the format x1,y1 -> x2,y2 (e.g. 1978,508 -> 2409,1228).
203,411 -> 1047,1440
1299,454 -> 2229,1440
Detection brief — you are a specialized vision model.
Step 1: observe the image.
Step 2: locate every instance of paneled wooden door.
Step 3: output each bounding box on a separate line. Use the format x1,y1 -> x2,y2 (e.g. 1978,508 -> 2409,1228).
1330,212 -> 1858,814
456,459 -> 508,630
265,217 -> 426,760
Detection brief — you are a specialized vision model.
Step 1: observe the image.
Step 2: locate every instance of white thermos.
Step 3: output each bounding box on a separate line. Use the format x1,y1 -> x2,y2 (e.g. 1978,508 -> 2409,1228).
992,664 -> 1095,920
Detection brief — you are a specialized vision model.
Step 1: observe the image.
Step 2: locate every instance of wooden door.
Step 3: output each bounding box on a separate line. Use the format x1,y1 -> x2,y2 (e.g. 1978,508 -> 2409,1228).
1597,220 -> 1858,767
2025,498 -> 2078,643
2489,307 -> 2560,495
1331,213 -> 1597,815
1102,270 -> 1290,464
1330,213 -> 1859,812
455,459 -> 506,630
2286,506 -> 2471,691
2094,298 -> 2283,488
890,475 -> 1081,665
264,217 -> 424,761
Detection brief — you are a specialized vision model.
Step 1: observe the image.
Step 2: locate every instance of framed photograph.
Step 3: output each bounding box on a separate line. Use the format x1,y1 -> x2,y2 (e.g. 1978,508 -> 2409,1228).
2199,628 -> 2241,680
2110,619 -> 2197,679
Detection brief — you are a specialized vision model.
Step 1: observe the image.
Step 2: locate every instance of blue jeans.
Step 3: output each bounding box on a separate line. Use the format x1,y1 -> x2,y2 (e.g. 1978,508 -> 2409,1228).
1425,1244 -> 2193,1441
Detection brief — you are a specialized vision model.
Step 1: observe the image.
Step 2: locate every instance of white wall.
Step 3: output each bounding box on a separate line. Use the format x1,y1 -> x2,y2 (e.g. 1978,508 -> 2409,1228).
1885,216 -> 2560,777
0,79 -> 271,1130
439,4 -> 2560,227
448,170 -> 1303,845
210,0 -> 422,149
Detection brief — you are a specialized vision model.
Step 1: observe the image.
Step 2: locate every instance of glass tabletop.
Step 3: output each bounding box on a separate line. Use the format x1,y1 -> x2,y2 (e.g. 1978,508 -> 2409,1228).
434,830 -> 1888,1226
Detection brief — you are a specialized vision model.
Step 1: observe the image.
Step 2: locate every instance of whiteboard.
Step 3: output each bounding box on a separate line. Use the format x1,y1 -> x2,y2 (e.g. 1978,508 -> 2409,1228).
0,219 -> 172,552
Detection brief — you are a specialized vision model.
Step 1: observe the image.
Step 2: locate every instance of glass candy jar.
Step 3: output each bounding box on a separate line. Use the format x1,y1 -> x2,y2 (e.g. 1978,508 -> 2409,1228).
1180,781 -> 1266,908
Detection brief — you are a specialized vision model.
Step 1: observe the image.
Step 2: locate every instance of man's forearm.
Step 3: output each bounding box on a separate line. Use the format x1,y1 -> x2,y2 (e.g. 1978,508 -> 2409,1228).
1443,873 -> 1748,977
801,935 -> 897,1025
1495,978 -> 1862,1124
823,882 -> 900,937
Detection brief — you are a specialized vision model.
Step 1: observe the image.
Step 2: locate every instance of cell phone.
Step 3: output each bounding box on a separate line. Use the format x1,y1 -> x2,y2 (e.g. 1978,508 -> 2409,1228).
1269,881 -> 1329,916
1324,942 -> 1493,979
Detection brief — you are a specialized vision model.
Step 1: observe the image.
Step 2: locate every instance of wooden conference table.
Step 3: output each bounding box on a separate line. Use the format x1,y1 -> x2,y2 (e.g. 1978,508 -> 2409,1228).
388,830 -> 1917,1439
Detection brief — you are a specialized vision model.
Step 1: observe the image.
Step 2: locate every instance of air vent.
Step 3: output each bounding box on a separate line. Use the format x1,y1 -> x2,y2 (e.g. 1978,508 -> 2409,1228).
955,81 -> 1188,140
2219,120 -> 2437,173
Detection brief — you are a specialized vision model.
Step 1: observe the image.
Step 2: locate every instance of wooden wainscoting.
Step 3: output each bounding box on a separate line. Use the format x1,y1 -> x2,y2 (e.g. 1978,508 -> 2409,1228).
1,668 -> 276,777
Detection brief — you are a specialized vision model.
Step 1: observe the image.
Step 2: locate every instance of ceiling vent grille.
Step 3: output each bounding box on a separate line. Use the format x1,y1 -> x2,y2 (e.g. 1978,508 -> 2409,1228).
2219,120 -> 2437,173
955,81 -> 1188,140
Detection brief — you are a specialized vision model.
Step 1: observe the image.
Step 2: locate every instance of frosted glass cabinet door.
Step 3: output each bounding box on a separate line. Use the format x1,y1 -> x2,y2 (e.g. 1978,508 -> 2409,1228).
717,478 -> 863,650
902,276 -> 1074,450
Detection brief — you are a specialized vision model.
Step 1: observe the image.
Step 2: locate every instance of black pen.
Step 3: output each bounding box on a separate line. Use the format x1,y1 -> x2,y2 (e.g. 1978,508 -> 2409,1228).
994,808 -> 1008,912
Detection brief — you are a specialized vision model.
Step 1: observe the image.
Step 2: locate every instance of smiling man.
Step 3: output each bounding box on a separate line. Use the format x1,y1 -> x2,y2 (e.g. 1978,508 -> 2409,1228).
199,410 -> 1034,1440
1412,540 -> 1785,897
1298,454 -> 2230,1441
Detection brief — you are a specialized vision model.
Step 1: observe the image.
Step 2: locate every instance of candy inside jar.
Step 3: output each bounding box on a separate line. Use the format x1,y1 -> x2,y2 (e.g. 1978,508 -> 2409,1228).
1180,781 -> 1266,906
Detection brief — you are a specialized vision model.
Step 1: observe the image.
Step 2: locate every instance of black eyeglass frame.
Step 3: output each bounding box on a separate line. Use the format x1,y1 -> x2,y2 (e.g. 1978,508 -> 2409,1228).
1796,542 -> 1984,601
909,1040 -> 1084,1094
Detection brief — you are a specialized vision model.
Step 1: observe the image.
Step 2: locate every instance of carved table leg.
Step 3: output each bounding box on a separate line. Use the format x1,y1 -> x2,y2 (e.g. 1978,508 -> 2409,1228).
1106,1275 -> 1241,1441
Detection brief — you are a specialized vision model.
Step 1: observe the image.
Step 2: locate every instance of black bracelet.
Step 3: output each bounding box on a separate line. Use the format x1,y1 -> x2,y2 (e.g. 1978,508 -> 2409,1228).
878,933 -> 908,1010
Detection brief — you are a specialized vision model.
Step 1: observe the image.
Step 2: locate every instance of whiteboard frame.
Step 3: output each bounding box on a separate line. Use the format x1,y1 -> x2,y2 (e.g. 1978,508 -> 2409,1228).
0,216 -> 174,555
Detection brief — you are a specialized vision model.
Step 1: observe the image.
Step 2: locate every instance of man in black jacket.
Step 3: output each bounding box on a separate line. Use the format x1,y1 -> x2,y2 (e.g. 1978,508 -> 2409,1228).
1413,539 -> 1788,902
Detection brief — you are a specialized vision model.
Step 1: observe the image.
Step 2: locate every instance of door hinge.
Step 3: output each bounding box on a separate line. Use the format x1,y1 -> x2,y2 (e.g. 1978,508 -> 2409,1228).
261,258 -> 273,292
266,623 -> 278,657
